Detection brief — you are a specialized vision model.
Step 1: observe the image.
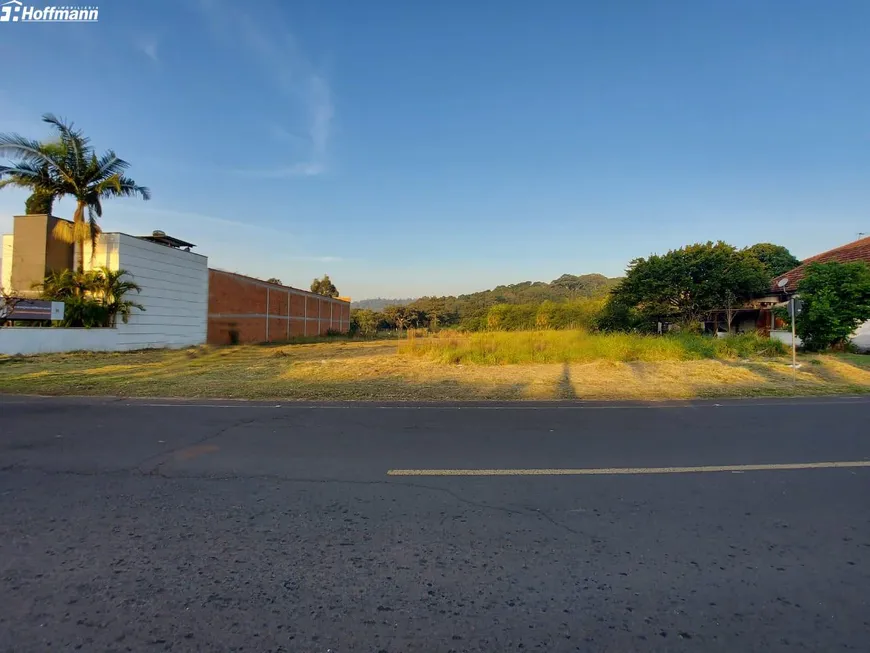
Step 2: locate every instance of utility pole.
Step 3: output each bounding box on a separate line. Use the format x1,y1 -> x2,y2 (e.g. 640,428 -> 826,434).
791,297 -> 797,383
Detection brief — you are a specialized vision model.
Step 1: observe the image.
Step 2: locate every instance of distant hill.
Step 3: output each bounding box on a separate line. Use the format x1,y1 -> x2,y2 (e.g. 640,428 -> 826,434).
354,273 -> 621,329
352,297 -> 416,311
453,273 -> 620,305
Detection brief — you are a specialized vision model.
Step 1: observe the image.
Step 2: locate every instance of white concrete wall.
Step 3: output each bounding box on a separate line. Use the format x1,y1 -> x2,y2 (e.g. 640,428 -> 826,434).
101,234 -> 208,349
1,234 -> 12,292
771,323 -> 870,352
852,320 -> 870,353
771,330 -> 802,347
1,232 -> 208,355
0,327 -> 126,355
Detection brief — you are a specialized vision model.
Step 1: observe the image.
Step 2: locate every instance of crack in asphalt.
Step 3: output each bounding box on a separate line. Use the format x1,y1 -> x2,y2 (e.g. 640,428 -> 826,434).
135,417 -> 258,475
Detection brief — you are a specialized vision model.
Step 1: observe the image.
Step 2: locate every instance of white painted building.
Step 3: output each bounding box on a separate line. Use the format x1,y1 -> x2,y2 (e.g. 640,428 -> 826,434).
83,233 -> 209,350
1,223 -> 208,355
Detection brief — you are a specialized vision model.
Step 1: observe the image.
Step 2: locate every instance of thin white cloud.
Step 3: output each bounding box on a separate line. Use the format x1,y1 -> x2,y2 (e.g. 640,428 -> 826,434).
125,206 -> 289,237
233,162 -> 325,178
136,36 -> 159,62
270,124 -> 307,143
196,0 -> 333,177
289,255 -> 343,263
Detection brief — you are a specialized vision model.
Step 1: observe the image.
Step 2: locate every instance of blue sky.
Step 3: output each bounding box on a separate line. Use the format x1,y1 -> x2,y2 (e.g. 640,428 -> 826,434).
1,0 -> 869,299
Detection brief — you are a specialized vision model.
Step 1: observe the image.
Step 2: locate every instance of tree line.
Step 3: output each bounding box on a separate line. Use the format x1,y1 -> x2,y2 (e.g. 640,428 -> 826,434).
353,241 -> 870,351
598,242 -> 798,332
351,273 -> 619,335
597,240 -> 870,350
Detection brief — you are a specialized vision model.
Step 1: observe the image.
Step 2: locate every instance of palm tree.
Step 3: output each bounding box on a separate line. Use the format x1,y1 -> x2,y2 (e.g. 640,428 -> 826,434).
90,267 -> 144,326
0,114 -> 150,272
36,267 -> 144,327
37,268 -> 97,300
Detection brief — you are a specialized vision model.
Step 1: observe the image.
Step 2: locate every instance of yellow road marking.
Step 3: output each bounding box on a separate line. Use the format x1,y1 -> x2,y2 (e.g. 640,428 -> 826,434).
387,461 -> 870,476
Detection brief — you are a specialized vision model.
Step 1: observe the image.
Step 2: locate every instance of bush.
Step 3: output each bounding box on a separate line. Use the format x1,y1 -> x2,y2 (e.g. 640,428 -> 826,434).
61,297 -> 110,328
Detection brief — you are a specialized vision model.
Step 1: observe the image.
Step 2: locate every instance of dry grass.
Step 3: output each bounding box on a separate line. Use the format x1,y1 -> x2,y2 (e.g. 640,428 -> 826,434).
0,338 -> 869,401
401,330 -> 788,364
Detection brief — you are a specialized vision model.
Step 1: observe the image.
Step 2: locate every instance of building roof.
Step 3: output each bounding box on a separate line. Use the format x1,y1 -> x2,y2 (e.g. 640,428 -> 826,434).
771,236 -> 870,292
138,230 -> 196,249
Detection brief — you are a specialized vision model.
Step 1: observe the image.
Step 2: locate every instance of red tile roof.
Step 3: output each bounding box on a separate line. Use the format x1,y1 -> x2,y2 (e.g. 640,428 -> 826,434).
771,236 -> 870,292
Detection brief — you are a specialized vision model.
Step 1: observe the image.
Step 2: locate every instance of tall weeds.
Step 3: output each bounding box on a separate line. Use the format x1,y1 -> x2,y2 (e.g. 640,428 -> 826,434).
400,330 -> 787,365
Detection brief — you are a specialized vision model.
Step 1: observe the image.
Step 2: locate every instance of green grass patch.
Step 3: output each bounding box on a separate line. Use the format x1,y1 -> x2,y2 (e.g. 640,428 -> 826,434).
400,330 -> 788,365
834,352 -> 870,369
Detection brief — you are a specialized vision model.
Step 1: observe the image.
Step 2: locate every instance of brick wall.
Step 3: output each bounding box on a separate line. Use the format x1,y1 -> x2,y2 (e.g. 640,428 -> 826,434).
207,269 -> 351,345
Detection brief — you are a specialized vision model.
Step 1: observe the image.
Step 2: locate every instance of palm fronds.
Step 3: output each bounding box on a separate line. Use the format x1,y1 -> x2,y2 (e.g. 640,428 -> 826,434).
0,113 -> 150,271
35,267 -> 144,327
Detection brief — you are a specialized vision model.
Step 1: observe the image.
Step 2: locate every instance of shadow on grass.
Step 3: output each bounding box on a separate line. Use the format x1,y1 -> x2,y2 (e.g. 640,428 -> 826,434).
557,362 -> 578,400
803,356 -> 870,388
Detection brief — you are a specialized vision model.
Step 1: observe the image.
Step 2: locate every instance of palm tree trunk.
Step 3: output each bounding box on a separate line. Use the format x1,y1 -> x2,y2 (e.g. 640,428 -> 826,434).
74,201 -> 86,273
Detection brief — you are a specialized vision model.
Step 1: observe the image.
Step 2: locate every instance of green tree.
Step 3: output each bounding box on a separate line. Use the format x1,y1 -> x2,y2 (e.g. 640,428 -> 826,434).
550,274 -> 619,299
383,305 -> 422,332
351,308 -> 383,337
595,298 -> 643,332
0,114 -> 150,272
795,262 -> 870,351
310,274 -> 339,297
608,241 -> 769,330
744,243 -> 801,279
266,277 -> 283,285
24,188 -> 55,215
486,303 -> 537,330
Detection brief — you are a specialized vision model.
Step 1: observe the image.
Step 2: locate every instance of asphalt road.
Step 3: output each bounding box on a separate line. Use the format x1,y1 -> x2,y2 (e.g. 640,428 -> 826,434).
1,395 -> 869,652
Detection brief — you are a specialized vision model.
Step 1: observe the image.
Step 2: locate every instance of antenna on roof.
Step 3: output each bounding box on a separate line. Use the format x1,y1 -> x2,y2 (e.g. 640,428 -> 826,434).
859,232 -> 867,238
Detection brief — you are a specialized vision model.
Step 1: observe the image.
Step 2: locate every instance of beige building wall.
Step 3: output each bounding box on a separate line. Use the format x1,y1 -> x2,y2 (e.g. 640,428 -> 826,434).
45,216 -> 74,272
10,214 -> 50,296
6,215 -> 74,297
1,234 -> 13,292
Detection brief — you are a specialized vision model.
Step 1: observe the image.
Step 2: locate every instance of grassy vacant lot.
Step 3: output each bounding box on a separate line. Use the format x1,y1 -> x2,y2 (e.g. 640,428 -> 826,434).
400,330 -> 788,364
1,331 -> 869,401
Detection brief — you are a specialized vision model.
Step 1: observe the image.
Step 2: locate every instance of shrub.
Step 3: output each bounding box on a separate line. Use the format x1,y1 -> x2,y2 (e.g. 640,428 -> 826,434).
796,262 -> 870,351
60,296 -> 110,328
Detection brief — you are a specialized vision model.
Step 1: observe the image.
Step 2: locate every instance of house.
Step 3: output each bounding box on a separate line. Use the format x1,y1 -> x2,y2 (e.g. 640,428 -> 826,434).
702,236 -> 870,349
768,236 -> 870,351
770,236 -> 870,292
